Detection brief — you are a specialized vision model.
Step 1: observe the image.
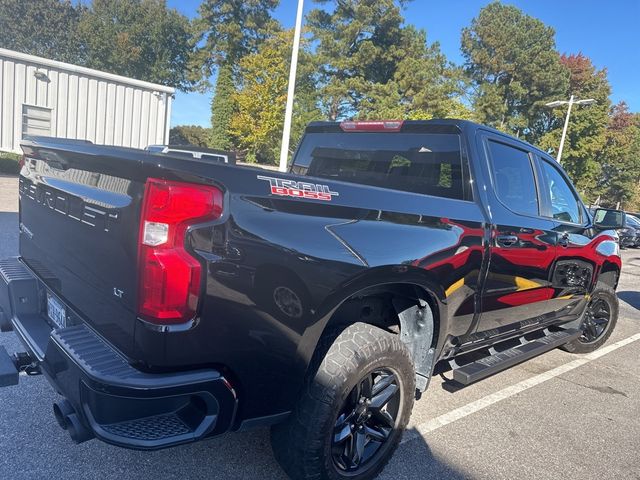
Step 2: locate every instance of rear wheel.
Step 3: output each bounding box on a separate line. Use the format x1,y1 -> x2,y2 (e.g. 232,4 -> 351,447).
271,323 -> 415,480
561,285 -> 618,354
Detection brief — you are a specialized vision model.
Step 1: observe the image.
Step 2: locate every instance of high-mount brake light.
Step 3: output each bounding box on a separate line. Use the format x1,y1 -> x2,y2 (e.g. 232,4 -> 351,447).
138,178 -> 223,324
339,120 -> 404,132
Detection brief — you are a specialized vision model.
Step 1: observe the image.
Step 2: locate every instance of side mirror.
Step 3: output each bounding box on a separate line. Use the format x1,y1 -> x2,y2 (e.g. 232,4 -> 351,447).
593,208 -> 626,230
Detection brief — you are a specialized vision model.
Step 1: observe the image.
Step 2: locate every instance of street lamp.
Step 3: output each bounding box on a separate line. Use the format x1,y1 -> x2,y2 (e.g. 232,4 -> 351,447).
278,0 -> 305,172
545,95 -> 596,163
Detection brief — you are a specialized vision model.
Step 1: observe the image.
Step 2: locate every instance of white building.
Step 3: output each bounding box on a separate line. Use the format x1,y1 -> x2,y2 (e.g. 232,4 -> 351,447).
0,48 -> 174,154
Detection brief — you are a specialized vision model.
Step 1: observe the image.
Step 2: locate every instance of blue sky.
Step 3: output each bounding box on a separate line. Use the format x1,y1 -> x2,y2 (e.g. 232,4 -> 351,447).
167,0 -> 640,127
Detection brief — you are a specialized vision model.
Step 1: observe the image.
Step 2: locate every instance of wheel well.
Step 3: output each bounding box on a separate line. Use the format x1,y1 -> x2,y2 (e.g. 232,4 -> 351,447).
312,283 -> 440,393
599,262 -> 620,289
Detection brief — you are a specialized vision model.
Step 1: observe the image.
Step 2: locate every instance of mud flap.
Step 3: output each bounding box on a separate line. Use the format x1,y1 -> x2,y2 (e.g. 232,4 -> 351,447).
393,296 -> 436,392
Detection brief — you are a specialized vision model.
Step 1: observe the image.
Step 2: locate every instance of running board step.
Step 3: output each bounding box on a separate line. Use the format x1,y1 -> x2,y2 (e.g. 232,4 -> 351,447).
451,328 -> 581,386
100,413 -> 192,442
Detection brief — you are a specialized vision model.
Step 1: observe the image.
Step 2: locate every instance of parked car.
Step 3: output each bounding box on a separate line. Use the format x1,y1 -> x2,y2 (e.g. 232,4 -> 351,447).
618,225 -> 638,248
624,214 -> 640,247
1,120 -> 623,480
617,226 -> 637,249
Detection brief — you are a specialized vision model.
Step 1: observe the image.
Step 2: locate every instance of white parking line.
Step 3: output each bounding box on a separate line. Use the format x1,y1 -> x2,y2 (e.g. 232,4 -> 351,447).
401,332 -> 640,444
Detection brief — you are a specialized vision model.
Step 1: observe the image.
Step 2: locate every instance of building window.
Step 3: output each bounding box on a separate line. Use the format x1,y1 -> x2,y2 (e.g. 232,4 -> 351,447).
22,104 -> 52,138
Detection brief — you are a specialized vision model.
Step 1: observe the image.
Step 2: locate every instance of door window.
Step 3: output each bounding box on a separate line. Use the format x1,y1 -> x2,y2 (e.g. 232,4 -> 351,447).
540,160 -> 582,224
487,140 -> 539,216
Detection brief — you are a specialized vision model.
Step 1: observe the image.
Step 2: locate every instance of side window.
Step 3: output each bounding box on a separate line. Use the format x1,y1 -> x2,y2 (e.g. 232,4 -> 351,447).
487,140 -> 539,216
540,160 -> 582,224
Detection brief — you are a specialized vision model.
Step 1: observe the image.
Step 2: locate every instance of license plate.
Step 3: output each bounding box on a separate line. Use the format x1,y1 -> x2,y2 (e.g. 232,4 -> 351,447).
47,293 -> 66,329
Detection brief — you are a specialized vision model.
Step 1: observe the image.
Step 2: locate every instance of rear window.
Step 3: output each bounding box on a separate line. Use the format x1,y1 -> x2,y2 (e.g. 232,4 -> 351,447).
291,132 -> 466,200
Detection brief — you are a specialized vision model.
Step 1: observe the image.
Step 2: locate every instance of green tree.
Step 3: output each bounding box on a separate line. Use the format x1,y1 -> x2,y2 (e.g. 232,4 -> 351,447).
461,1 -> 569,142
307,0 -> 462,121
191,0 -> 280,150
598,103 -> 640,208
209,65 -> 236,149
631,113 -> 640,211
539,54 -> 611,199
230,30 -> 321,164
79,0 -> 194,90
169,125 -> 211,147
190,0 -> 280,84
307,0 -> 407,119
356,26 -> 468,120
0,0 -> 84,64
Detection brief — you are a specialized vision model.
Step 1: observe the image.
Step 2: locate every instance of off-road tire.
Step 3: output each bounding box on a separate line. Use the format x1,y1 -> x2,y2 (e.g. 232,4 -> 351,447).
271,322 -> 415,480
560,284 -> 618,354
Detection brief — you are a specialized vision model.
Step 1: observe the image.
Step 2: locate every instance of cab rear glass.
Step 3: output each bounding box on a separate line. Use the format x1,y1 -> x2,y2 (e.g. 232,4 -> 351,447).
291,132 -> 468,200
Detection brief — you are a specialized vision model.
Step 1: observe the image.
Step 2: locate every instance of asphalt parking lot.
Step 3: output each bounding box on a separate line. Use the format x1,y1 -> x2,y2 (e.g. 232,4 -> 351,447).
1,174 -> 639,479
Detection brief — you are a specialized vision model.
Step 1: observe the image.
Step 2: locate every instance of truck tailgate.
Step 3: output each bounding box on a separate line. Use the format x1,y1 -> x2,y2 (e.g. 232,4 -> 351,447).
18,141 -> 145,356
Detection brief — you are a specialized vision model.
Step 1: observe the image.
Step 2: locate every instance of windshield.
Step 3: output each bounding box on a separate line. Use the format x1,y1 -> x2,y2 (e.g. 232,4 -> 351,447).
627,215 -> 640,227
291,132 -> 466,200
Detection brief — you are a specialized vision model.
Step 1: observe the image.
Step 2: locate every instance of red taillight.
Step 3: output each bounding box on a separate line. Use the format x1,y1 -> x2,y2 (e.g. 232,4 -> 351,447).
339,120 -> 403,132
138,178 -> 223,324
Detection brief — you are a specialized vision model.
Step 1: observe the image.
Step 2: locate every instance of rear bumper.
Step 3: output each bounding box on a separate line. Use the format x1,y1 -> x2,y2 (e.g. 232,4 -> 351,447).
0,257 -> 238,450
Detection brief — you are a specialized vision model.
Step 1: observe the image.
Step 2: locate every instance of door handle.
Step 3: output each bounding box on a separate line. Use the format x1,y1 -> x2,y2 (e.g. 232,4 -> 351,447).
496,235 -> 519,247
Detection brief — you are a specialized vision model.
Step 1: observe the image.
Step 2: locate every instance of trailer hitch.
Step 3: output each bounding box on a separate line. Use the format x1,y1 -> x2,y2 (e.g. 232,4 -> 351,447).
0,348 -> 41,387
12,351 -> 41,376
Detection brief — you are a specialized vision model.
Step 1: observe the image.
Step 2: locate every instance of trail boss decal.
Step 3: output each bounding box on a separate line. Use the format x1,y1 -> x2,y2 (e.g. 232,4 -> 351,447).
257,175 -> 339,201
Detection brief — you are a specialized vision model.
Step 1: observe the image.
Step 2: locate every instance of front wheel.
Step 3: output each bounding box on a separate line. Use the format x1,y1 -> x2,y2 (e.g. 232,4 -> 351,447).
271,323 -> 415,480
560,284 -> 618,354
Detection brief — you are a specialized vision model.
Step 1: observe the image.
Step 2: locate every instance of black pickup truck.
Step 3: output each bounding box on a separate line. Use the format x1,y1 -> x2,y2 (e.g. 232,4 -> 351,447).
0,119 -> 624,480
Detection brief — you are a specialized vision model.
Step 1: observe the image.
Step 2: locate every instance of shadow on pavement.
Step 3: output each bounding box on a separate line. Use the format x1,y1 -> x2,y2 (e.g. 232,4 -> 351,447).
0,212 -> 19,257
0,211 -> 18,222
0,385 -> 471,480
381,428 -> 470,479
0,211 -> 18,220
144,425 -> 470,480
618,291 -> 640,311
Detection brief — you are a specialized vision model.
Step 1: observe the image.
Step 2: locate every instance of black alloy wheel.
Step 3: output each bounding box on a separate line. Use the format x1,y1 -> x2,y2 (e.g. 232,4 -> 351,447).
332,368 -> 401,473
561,284 -> 618,354
580,297 -> 611,343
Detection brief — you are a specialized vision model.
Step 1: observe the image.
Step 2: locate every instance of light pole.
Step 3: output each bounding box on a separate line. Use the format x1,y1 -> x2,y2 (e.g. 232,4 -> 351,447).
278,0 -> 305,172
545,95 -> 596,163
